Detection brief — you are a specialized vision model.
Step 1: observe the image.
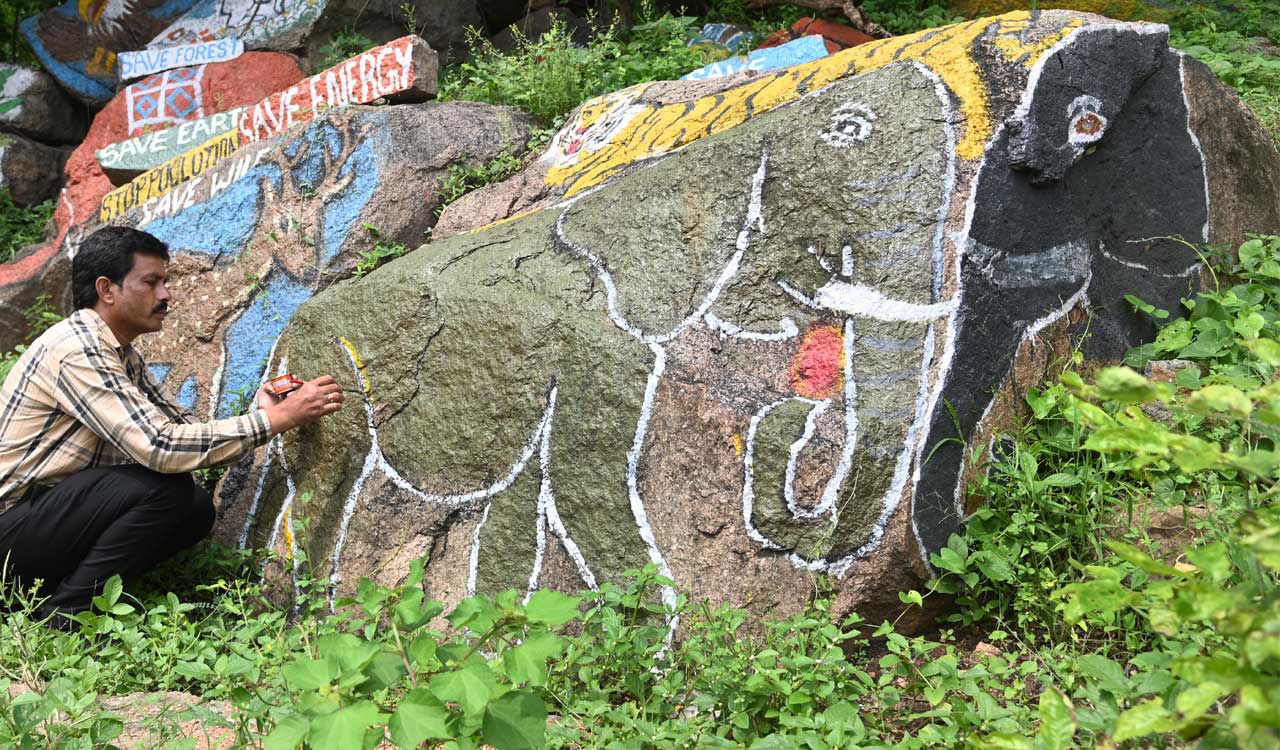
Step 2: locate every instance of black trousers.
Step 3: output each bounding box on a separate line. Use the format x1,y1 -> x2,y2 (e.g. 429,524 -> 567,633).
0,465 -> 214,619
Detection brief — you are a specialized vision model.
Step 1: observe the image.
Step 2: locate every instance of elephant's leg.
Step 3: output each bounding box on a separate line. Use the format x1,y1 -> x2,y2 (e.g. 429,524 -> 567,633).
543,338 -> 671,599
912,263 -> 1089,557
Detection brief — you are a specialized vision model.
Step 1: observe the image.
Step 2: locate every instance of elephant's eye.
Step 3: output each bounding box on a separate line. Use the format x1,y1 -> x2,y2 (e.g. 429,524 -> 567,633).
820,103 -> 876,149
1067,95 -> 1107,154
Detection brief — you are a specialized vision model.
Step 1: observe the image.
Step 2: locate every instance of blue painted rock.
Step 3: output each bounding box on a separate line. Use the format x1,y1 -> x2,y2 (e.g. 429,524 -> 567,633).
104,102 -> 530,447
220,11 -> 1279,625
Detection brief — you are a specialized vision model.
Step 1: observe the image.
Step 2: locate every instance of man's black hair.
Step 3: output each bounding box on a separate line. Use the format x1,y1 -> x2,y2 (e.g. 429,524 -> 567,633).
72,227 -> 170,309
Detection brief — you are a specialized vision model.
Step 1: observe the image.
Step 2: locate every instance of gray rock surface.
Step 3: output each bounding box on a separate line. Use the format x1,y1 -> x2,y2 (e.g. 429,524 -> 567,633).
0,64 -> 86,145
0,132 -> 68,206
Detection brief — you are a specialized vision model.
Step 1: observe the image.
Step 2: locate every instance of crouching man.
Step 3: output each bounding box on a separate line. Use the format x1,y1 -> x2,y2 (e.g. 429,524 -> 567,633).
0,226 -> 343,629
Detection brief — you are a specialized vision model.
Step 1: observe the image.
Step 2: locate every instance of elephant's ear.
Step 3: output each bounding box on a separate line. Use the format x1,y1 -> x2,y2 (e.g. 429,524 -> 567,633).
1006,25 -> 1166,183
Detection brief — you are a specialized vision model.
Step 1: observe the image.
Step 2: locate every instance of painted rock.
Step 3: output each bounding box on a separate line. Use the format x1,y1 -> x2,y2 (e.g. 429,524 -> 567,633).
0,51 -> 305,352
0,65 -> 87,145
103,101 -> 529,456
19,0 -> 200,105
149,0 -> 482,66
758,17 -> 876,54
226,11 -> 1278,626
97,36 -> 437,214
0,132 -> 69,206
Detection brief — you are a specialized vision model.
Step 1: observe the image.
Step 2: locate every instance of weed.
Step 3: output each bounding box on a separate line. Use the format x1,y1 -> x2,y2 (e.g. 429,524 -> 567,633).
439,14 -> 725,123
435,151 -> 524,218
355,242 -> 408,277
0,190 -> 52,265
313,26 -> 377,70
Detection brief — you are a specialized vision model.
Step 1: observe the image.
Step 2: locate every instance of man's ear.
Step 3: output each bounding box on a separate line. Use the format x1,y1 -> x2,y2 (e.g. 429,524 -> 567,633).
95,276 -> 116,306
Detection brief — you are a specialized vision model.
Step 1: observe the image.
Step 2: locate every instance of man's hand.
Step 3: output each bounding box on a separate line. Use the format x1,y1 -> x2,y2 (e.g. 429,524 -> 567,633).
259,376 -> 344,435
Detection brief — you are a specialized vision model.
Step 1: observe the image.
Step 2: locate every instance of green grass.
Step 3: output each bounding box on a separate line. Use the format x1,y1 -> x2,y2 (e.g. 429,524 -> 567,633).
1,238 -> 1276,750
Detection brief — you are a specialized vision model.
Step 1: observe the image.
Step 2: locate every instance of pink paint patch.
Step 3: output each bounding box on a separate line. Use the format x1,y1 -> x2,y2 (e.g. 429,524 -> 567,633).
790,325 -> 844,399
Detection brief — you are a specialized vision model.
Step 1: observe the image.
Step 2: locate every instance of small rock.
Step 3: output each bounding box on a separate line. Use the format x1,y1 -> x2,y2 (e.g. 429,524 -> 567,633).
973,641 -> 1002,658
1144,359 -> 1199,384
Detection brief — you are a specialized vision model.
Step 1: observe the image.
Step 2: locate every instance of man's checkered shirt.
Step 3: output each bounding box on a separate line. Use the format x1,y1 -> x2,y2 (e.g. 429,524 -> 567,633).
0,308 -> 272,516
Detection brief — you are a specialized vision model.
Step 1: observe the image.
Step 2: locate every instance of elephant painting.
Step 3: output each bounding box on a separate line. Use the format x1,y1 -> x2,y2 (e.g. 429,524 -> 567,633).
228,18 -> 1209,611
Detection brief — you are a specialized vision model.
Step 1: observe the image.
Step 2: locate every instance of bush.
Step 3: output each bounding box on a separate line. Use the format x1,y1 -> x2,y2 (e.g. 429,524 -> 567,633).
439,13 -> 726,123
0,189 -> 52,264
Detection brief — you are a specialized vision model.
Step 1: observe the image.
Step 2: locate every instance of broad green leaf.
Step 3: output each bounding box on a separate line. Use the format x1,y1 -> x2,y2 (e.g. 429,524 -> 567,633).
1180,330 -> 1228,359
502,631 -> 564,687
1036,688 -> 1075,750
981,733 -> 1033,750
1123,342 -> 1157,368
973,552 -> 1013,582
446,595 -> 502,632
1174,681 -> 1223,720
394,589 -> 444,632
315,633 -> 381,674
407,633 -> 439,668
388,689 -> 452,748
308,701 -> 386,750
898,590 -> 924,607
1245,337 -> 1280,366
482,689 -> 546,750
1239,509 -> 1280,570
262,714 -> 309,750
1105,541 -> 1186,577
96,575 -> 123,611
1228,449 -> 1280,480
429,662 -> 498,717
1231,312 -> 1267,339
1096,367 -> 1166,404
1186,384 -> 1252,418
524,589 -> 581,626
1238,238 -> 1267,269
282,658 -> 337,692
1040,472 -> 1081,488
1111,699 -> 1176,742
1185,543 -> 1232,584
361,650 -> 408,693
1077,655 -> 1129,695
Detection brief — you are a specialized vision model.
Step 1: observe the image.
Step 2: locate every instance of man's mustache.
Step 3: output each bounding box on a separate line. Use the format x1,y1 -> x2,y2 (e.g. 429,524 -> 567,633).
153,303 -> 168,314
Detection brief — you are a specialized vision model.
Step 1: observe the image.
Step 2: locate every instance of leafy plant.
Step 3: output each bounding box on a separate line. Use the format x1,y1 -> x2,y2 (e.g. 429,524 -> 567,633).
0,293 -> 64,384
435,151 -> 524,218
439,14 -> 725,123
0,189 -> 52,264
314,26 -> 377,71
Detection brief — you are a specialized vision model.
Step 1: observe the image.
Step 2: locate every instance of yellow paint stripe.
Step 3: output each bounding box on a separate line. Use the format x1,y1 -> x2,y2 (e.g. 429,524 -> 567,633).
544,12 -> 1084,196
338,336 -> 371,395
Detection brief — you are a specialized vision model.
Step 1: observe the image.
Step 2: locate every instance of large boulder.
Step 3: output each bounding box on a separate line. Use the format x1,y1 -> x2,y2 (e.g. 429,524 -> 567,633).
0,133 -> 69,206
105,101 -> 529,441
98,36 -> 439,222
0,51 -> 305,352
0,65 -> 86,145
229,11 -> 1278,625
